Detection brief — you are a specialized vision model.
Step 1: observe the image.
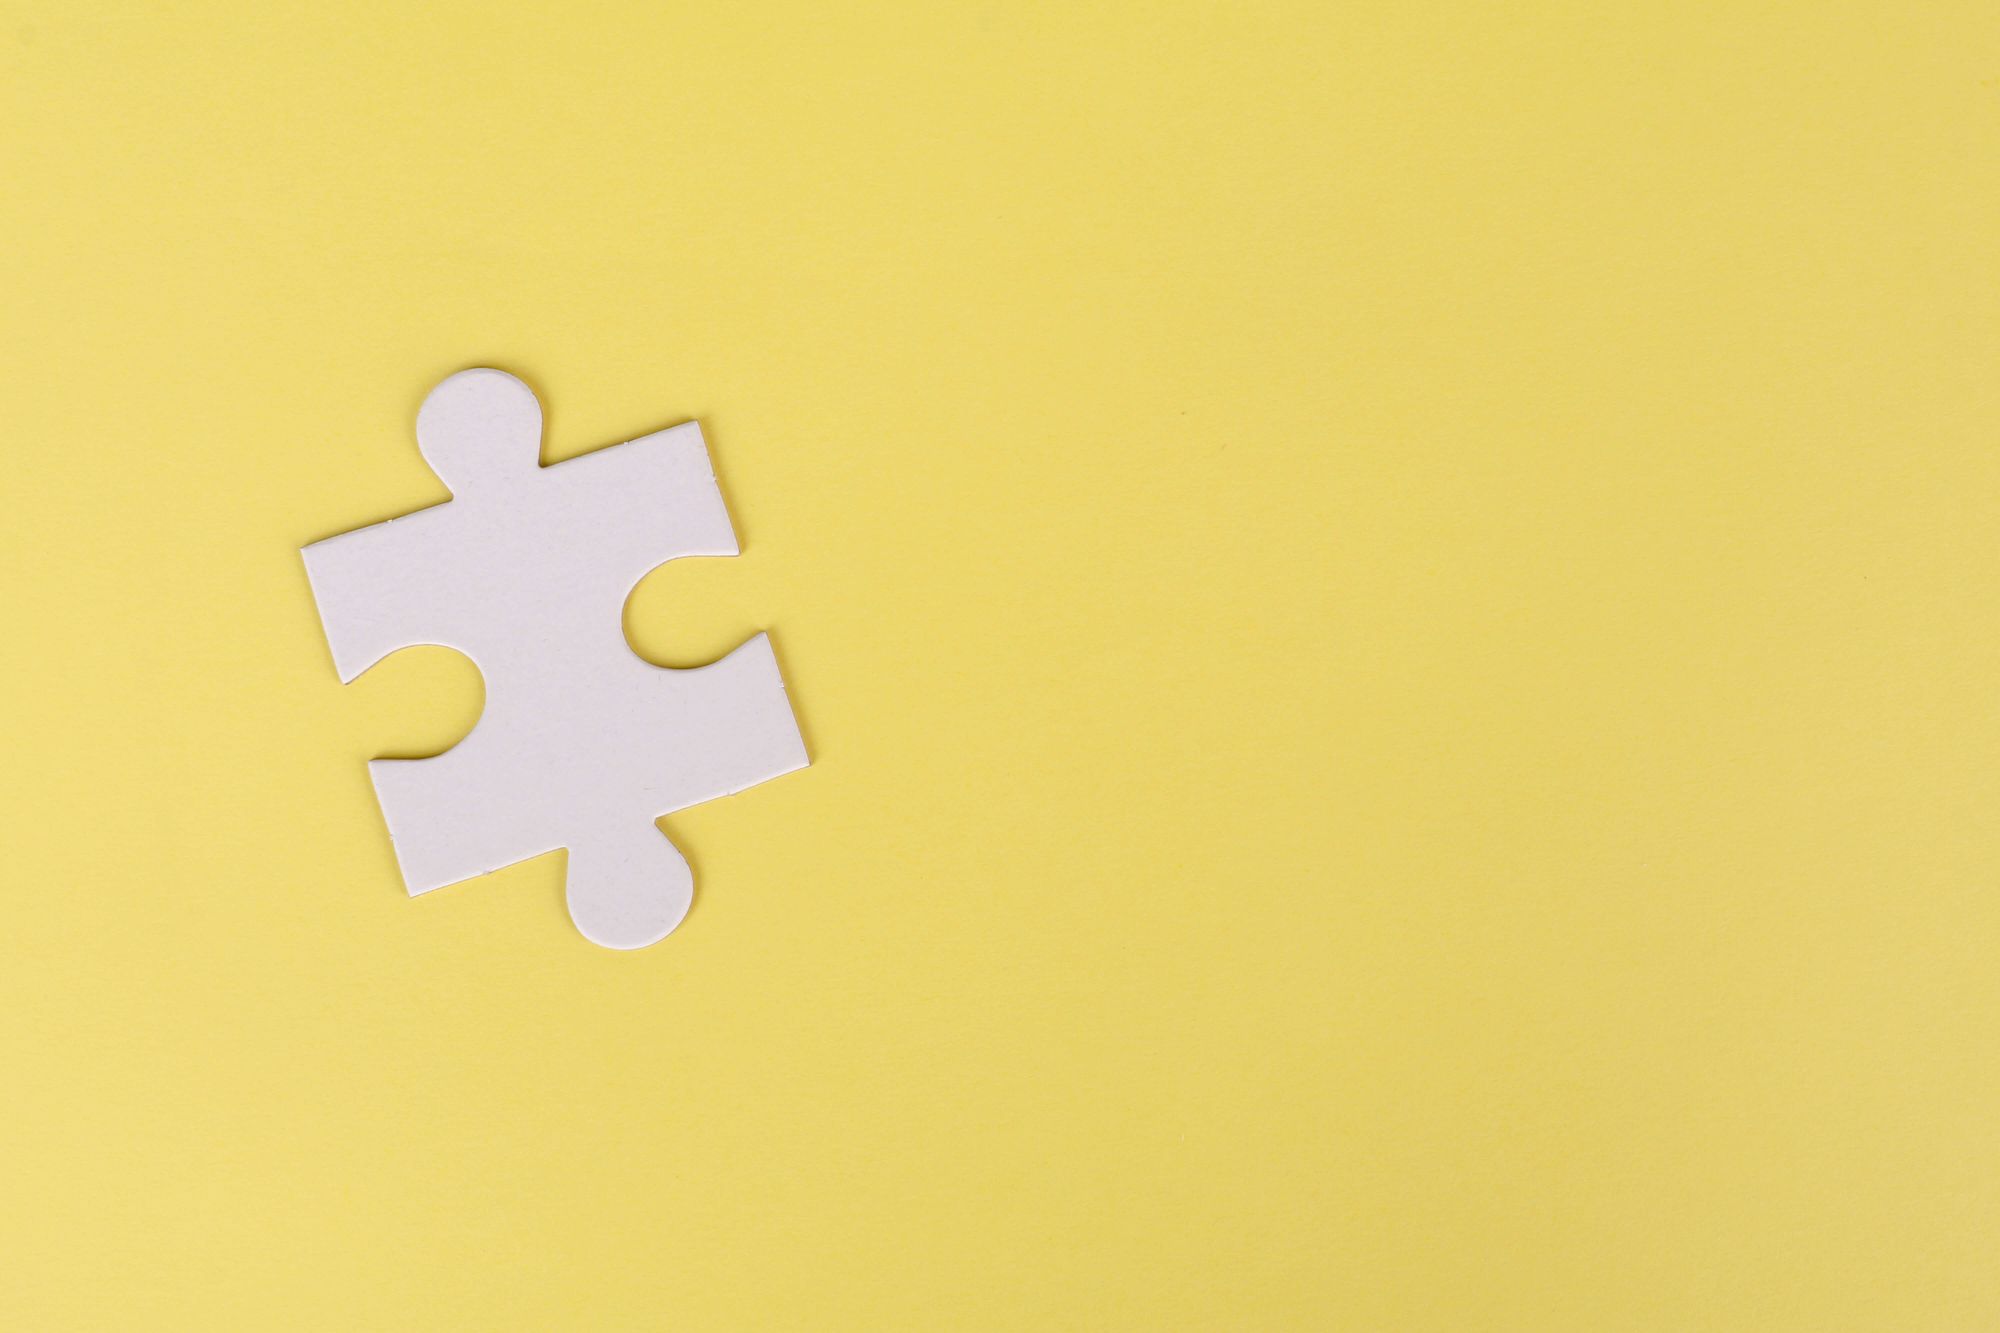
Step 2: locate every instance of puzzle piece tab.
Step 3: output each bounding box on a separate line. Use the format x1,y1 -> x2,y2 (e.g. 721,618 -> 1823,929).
302,369 -> 808,949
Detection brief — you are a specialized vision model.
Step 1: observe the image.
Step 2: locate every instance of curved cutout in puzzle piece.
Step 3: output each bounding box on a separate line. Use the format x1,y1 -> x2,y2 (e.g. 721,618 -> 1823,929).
301,369 -> 809,949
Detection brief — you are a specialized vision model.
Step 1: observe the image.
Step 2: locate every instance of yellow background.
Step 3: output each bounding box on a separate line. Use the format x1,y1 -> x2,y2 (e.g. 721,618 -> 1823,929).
3,2 -> 1997,1328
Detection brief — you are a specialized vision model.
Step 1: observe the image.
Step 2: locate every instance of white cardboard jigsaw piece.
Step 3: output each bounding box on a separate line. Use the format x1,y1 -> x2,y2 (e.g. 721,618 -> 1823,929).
302,369 -> 808,949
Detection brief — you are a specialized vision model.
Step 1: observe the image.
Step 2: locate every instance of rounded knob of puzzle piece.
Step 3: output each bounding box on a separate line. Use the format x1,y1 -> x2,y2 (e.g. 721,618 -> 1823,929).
416,368 -> 542,495
566,823 -> 696,950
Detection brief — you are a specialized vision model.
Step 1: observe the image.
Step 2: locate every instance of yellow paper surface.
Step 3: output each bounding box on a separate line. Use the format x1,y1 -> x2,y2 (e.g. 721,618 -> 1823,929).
3,3 -> 1996,1327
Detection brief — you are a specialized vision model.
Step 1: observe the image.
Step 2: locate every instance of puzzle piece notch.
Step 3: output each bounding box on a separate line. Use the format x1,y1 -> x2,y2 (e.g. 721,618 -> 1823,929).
302,369 -> 809,949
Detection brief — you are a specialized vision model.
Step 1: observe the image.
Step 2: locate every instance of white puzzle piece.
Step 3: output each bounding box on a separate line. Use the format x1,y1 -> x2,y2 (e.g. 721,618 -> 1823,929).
302,369 -> 809,949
